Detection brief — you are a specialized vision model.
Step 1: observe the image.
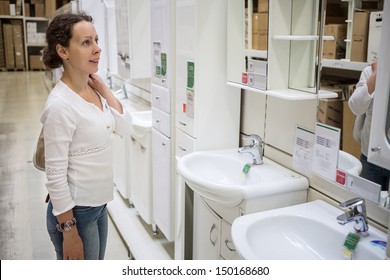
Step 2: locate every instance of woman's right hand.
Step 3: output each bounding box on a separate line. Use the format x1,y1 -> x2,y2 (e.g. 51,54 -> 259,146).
63,229 -> 84,260
367,61 -> 378,94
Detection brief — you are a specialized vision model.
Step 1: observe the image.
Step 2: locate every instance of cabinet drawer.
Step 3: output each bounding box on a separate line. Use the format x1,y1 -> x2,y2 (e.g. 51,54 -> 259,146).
220,220 -> 241,260
152,107 -> 171,137
151,83 -> 171,113
176,128 -> 195,158
176,100 -> 195,138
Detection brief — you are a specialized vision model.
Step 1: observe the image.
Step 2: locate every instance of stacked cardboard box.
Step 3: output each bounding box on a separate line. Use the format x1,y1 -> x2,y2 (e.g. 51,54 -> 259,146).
317,98 -> 344,129
323,24 -> 347,59
2,20 -> 25,70
22,0 -> 56,17
0,0 -> 22,16
0,20 -> 5,68
30,0 -> 45,17
0,1 -> 11,15
29,54 -> 44,70
350,10 -> 370,62
251,0 -> 268,51
3,23 -> 14,69
12,20 -> 24,69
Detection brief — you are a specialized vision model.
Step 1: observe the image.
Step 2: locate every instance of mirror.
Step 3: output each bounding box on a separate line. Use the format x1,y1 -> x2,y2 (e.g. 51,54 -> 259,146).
287,0 -> 321,93
316,0 -> 388,206
227,0 -> 268,89
227,0 -> 323,95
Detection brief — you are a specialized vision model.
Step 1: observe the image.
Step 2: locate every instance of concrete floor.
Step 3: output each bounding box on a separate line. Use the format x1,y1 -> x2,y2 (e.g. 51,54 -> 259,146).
0,71 -> 129,260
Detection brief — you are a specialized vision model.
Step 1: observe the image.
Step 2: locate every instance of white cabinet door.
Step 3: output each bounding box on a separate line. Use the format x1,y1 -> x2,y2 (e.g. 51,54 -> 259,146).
193,194 -> 221,260
368,1 -> 390,170
152,128 -> 174,241
151,0 -> 174,87
129,132 -> 153,224
115,0 -> 151,79
220,220 -> 241,260
112,134 -> 129,199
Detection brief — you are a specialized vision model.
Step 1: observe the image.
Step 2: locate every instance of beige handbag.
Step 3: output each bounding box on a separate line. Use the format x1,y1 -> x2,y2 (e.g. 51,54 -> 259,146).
33,127 -> 45,171
33,127 -> 50,202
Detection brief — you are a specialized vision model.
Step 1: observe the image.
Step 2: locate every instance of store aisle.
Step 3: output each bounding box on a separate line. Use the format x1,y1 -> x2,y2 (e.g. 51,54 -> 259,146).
0,71 -> 129,260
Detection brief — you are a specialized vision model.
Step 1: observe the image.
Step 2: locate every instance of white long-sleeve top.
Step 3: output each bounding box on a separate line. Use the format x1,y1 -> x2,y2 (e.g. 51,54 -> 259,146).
41,80 -> 132,216
348,65 -> 374,157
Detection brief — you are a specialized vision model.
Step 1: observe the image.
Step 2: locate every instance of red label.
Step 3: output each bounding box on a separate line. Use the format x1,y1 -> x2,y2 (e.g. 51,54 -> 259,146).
336,169 -> 346,186
242,72 -> 248,84
182,103 -> 187,113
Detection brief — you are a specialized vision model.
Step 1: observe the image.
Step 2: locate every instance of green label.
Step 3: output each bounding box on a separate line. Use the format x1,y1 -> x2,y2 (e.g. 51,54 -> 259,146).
161,53 -> 167,77
187,61 -> 195,89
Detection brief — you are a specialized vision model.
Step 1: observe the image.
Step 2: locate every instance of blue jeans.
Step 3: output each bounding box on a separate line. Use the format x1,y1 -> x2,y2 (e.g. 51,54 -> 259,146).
360,154 -> 390,191
46,202 -> 108,260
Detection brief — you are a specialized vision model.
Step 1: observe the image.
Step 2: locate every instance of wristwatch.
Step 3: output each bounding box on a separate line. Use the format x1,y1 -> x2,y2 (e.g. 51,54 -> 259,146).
56,218 -> 77,232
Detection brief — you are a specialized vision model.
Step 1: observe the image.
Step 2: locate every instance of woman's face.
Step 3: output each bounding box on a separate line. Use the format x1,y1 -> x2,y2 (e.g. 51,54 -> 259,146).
66,20 -> 101,74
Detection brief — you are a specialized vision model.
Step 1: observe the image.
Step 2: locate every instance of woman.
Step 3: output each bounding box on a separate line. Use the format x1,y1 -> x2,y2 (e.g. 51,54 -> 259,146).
41,12 -> 131,260
349,61 -> 390,191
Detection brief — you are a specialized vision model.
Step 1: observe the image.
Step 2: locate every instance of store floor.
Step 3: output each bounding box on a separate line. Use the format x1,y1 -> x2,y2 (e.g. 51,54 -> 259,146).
0,71 -> 129,260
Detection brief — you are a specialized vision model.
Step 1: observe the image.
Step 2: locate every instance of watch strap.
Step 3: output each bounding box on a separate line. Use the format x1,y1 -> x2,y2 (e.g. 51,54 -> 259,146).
56,218 -> 77,232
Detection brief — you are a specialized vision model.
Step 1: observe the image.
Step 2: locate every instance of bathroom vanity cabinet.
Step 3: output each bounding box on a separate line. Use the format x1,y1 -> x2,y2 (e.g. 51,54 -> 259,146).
193,194 -> 241,260
174,0 -> 241,259
151,0 -> 176,242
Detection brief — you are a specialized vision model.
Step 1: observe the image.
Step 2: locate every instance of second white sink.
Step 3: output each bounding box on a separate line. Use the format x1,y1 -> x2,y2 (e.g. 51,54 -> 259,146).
338,150 -> 362,176
232,200 -> 387,260
177,149 -> 309,206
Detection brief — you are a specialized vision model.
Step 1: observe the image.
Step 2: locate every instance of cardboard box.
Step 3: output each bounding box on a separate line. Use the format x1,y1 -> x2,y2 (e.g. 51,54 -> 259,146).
252,12 -> 268,34
34,3 -> 45,17
0,1 -> 11,15
350,11 -> 370,62
24,3 -> 30,17
12,22 -> 25,69
257,0 -> 268,13
45,0 -> 56,18
252,12 -> 268,50
0,20 -> 6,68
317,99 -> 343,129
342,101 -> 361,159
323,24 -> 347,59
367,11 -> 382,63
252,33 -> 267,50
3,24 -> 15,69
29,55 -> 44,70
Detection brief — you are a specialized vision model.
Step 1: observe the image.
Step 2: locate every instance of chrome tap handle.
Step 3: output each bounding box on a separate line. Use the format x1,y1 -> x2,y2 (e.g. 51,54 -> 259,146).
339,197 -> 366,213
242,134 -> 262,147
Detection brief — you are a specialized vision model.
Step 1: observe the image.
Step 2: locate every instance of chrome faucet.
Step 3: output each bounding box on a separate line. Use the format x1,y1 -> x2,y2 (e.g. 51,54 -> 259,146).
238,134 -> 263,165
337,197 -> 369,237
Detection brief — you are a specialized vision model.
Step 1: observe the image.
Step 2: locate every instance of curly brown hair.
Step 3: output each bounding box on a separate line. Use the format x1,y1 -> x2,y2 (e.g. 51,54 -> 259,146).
42,12 -> 93,69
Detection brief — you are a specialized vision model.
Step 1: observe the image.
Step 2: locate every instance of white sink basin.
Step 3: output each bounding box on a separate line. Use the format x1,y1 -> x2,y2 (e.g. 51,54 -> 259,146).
232,200 -> 387,260
177,149 -> 309,206
130,111 -> 152,136
338,150 -> 362,176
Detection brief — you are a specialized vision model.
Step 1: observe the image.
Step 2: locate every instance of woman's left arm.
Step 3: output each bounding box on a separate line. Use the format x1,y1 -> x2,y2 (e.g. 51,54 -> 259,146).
88,73 -> 123,113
